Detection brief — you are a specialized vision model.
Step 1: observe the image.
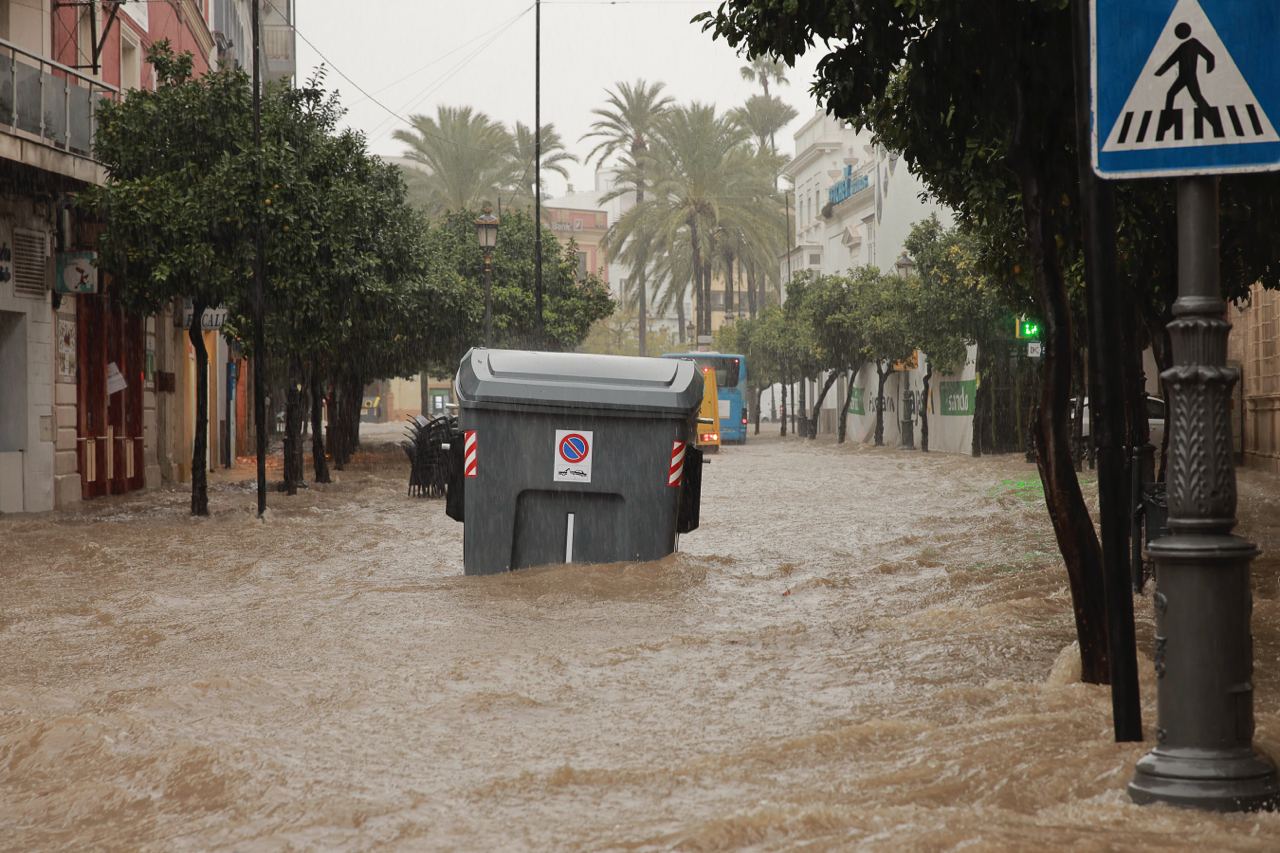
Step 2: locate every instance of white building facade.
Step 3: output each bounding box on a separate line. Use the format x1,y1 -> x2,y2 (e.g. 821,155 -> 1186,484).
779,111 -> 977,454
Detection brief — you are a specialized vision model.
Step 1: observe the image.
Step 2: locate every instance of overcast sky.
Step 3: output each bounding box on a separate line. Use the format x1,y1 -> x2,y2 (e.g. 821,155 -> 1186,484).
293,0 -> 823,197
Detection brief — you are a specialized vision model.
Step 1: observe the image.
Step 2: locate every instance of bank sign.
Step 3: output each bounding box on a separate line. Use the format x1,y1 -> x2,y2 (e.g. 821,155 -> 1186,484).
940,380 -> 976,416
828,165 -> 871,207
1092,0 -> 1280,177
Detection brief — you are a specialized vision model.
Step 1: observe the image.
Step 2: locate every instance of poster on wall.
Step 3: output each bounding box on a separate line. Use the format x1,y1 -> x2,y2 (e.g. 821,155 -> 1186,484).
57,316 -> 76,380
940,379 -> 977,416
106,362 -> 127,395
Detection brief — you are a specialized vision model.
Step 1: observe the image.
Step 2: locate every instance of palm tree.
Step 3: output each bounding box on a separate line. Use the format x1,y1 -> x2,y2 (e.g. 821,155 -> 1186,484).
608,103 -> 769,337
731,94 -> 798,154
582,79 -> 673,354
504,121 -> 577,210
392,105 -> 511,215
739,54 -> 789,98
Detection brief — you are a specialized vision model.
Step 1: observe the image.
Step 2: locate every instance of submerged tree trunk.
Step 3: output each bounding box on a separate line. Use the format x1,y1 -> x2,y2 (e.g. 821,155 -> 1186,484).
189,300 -> 210,516
920,360 -> 934,452
1012,122 -> 1110,684
809,371 -> 839,439
874,362 -> 892,447
311,373 -> 331,484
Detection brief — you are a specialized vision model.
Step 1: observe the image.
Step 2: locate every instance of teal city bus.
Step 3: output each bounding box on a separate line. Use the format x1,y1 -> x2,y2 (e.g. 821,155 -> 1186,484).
661,352 -> 749,443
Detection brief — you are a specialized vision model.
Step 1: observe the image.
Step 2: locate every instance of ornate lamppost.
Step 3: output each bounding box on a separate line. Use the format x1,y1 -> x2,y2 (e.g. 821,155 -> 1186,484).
474,206 -> 499,346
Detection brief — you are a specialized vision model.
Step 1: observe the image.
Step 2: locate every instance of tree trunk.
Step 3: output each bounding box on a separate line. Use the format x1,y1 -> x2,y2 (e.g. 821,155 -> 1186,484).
921,361 -> 933,452
311,373 -> 331,484
1072,349 -> 1086,471
754,385 -> 763,435
635,178 -> 648,357
676,298 -> 687,344
798,374 -> 808,437
346,376 -> 363,455
837,369 -> 855,444
1012,119 -> 1110,684
702,258 -> 713,339
724,251 -> 735,316
780,378 -> 788,437
971,345 -> 986,457
188,300 -> 210,516
874,362 -> 891,446
809,371 -> 838,438
746,264 -> 758,319
327,385 -> 344,472
283,367 -> 299,495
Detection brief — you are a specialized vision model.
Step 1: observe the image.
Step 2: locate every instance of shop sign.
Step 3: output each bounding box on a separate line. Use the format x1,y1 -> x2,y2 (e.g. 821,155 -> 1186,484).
828,164 -> 871,207
176,301 -> 229,330
940,379 -> 977,416
847,386 -> 865,416
55,251 -> 98,294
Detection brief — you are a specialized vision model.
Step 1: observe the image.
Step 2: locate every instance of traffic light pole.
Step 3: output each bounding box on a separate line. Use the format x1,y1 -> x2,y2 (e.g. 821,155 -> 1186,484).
1128,176 -> 1279,810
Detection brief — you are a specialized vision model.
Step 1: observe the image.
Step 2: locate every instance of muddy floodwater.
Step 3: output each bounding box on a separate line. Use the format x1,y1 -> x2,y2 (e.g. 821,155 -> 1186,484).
3,431 -> 1280,850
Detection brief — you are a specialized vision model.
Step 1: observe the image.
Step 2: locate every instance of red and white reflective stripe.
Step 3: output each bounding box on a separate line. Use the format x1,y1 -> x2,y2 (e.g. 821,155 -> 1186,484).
464,430 -> 478,478
668,440 -> 686,487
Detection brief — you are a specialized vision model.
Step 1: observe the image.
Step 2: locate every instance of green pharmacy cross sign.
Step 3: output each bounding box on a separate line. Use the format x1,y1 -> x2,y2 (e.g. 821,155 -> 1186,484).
1015,317 -> 1042,340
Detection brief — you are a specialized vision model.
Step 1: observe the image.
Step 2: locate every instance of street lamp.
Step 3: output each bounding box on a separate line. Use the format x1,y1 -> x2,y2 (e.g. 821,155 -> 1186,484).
475,206 -> 499,346
894,251 -> 916,279
894,250 -> 917,450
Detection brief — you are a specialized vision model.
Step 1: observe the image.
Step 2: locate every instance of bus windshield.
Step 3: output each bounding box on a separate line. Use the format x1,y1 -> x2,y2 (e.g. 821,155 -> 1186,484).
691,357 -> 740,388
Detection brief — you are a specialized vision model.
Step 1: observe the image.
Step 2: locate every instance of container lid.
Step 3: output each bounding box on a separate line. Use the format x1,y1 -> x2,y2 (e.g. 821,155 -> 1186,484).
455,348 -> 703,415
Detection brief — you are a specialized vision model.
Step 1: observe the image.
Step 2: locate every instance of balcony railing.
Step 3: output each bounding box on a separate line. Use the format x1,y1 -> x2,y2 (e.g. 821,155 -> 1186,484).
0,38 -> 118,160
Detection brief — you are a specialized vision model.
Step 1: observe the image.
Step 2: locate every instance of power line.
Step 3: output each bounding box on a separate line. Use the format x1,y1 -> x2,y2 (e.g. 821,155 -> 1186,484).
364,5 -> 533,140
273,0 -> 533,155
349,4 -> 535,110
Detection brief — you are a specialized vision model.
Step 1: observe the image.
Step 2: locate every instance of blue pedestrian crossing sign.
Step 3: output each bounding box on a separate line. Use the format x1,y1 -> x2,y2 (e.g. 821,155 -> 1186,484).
1092,0 -> 1280,178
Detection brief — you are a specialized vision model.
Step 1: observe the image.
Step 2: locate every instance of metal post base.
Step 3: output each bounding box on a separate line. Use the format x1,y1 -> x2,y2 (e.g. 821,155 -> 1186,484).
1129,749 -> 1280,811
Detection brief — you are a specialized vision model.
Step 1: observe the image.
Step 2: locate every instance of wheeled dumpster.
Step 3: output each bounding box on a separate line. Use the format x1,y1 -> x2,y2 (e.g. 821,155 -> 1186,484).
448,348 -> 705,575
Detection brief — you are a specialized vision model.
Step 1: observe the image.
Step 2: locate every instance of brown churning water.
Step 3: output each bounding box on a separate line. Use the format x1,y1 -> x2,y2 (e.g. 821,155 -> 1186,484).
1,434 -> 1278,850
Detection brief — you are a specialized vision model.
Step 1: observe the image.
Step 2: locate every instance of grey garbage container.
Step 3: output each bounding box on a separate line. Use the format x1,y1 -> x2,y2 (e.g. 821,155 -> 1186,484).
450,347 -> 704,575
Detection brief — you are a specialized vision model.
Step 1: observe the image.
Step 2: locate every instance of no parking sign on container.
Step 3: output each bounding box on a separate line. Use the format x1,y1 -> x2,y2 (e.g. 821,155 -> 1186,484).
553,429 -> 593,483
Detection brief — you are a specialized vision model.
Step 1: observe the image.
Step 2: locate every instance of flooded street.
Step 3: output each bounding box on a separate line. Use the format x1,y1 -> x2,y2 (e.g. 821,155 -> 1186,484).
3,432 -> 1280,850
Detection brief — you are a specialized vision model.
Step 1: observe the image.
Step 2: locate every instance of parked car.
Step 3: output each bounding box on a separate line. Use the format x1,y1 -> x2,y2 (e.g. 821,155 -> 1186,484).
1070,395 -> 1166,448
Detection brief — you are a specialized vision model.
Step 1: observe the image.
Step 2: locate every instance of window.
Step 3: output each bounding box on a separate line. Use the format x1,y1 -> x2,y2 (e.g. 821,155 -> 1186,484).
121,31 -> 140,91
576,252 -> 587,280
808,253 -> 821,266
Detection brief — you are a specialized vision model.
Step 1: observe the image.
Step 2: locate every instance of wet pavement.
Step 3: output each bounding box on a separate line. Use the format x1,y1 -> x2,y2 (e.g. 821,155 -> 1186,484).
2,430 -> 1280,850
